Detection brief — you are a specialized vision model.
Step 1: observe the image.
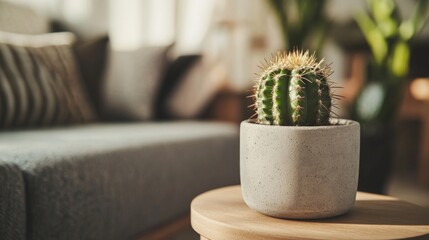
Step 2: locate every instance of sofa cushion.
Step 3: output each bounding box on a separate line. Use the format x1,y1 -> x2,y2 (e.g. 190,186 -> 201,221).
0,160 -> 26,240
0,121 -> 239,240
101,45 -> 170,121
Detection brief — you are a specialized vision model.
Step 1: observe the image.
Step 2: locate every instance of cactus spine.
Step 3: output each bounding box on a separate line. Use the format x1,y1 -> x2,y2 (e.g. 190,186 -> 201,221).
254,50 -> 333,126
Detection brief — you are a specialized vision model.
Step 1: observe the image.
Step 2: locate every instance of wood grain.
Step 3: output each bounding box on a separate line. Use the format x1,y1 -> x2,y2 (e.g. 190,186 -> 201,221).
191,186 -> 429,240
137,215 -> 190,240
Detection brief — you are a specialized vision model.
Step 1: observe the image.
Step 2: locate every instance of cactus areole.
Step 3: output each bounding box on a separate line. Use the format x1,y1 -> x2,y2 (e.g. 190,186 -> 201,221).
253,50 -> 333,126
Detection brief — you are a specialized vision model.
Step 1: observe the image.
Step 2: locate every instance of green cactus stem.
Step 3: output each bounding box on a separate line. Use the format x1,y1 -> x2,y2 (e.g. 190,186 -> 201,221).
253,50 -> 333,126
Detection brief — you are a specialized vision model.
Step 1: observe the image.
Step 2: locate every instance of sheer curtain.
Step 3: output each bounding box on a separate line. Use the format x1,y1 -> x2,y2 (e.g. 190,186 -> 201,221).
108,0 -> 218,53
109,0 -> 176,50
4,0 -> 284,90
108,0 -> 283,90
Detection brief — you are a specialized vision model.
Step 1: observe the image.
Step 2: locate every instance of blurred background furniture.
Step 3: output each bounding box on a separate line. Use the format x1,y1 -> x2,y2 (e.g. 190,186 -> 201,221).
399,82 -> 429,185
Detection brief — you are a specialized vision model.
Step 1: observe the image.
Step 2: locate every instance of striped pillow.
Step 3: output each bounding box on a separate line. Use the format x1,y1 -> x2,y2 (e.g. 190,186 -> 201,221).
0,32 -> 96,128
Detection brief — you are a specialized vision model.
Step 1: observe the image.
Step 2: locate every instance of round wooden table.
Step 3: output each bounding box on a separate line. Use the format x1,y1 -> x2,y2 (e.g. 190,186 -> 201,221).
191,185 -> 429,240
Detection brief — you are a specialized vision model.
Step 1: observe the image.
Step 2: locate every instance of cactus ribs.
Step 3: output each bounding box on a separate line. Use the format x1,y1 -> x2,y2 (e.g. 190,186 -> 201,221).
251,50 -> 341,126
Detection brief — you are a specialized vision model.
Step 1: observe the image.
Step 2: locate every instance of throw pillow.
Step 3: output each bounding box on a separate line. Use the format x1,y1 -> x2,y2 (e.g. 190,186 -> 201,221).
101,45 -> 171,121
0,31 -> 97,129
165,56 -> 228,119
155,54 -> 201,119
74,36 -> 109,115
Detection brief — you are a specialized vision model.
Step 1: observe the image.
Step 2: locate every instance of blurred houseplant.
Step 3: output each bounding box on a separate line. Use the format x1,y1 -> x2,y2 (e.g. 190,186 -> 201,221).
267,0 -> 329,53
352,0 -> 429,193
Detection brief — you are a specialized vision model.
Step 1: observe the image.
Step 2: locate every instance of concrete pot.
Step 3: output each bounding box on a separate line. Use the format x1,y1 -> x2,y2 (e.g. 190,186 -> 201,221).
240,119 -> 360,219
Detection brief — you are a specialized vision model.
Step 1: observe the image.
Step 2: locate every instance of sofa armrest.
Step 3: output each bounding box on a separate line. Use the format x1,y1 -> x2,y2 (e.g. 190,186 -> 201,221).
0,160 -> 26,240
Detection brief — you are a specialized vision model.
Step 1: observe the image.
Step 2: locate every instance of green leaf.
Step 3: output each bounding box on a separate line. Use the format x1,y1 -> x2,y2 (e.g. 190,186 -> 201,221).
399,21 -> 414,41
367,0 -> 399,38
378,18 -> 398,38
368,0 -> 395,23
399,0 -> 429,41
354,12 -> 388,65
389,41 -> 410,78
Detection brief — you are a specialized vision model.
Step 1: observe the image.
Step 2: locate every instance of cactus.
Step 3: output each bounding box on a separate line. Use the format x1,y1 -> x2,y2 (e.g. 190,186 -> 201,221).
253,50 -> 333,126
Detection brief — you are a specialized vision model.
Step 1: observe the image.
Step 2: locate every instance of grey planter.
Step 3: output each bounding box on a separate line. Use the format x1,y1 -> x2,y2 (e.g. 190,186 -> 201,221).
240,119 -> 360,219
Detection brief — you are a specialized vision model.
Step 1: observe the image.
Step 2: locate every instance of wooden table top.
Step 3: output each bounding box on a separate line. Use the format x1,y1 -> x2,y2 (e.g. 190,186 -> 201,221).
191,185 -> 429,240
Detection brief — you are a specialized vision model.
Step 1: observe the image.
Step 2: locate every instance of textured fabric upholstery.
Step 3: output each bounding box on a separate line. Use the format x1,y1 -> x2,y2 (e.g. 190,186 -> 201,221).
0,121 -> 239,240
0,160 -> 26,240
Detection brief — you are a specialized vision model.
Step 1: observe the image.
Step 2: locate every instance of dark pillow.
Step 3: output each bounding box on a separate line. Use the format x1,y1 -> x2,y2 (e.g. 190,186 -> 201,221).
155,55 -> 201,119
0,31 -> 97,129
74,36 -> 109,115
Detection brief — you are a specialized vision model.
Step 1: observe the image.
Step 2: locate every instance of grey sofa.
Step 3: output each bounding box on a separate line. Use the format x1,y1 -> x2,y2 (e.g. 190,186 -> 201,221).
0,3 -> 240,239
0,121 -> 239,240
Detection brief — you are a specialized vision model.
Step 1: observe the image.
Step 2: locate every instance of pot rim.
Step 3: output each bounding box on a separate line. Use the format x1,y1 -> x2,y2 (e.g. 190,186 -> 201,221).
242,118 -> 359,131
